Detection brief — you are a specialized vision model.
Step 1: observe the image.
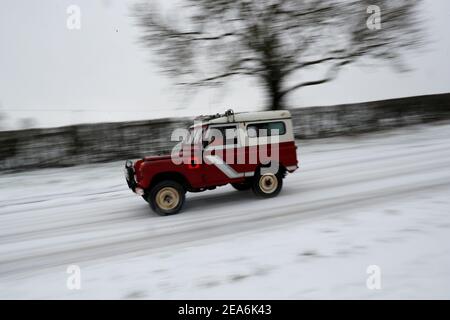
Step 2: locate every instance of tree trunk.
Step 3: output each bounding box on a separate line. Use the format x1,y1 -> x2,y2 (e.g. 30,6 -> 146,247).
268,90 -> 282,110
261,34 -> 286,111
266,78 -> 285,111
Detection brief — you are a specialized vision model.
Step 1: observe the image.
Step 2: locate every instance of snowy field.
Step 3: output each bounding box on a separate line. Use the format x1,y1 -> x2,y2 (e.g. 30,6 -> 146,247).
1,122 -> 450,299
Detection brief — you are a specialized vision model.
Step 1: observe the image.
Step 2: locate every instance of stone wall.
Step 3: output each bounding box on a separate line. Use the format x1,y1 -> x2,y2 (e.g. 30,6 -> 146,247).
1,93 -> 449,171
290,93 -> 450,139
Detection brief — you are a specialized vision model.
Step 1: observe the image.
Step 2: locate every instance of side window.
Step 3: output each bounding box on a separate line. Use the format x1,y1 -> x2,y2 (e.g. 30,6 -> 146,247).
247,125 -> 258,138
210,125 -> 238,145
268,121 -> 286,135
246,121 -> 286,137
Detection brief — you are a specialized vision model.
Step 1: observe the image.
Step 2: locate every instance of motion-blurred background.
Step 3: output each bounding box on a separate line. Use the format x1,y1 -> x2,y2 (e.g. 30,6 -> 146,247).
1,0 -> 450,170
0,0 -> 449,130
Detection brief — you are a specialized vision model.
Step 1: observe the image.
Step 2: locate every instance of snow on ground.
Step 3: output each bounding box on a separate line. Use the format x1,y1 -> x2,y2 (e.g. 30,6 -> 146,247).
1,122 -> 450,299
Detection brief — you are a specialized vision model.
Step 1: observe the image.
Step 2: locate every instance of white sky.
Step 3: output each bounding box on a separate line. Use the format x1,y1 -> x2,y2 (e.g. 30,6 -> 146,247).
0,0 -> 449,129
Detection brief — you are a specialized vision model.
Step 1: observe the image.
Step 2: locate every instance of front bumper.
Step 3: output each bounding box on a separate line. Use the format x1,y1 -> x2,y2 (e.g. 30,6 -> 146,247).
125,161 -> 145,196
124,160 -> 142,195
125,168 -> 136,191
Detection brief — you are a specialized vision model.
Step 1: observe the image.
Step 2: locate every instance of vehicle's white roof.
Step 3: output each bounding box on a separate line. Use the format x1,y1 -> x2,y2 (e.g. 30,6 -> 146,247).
201,110 -> 291,125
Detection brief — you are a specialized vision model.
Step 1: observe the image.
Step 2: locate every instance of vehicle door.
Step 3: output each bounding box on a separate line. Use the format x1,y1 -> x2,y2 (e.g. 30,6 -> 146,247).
203,124 -> 242,184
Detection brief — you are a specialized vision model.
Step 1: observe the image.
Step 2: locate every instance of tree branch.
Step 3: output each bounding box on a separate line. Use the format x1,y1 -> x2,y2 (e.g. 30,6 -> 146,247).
280,78 -> 332,97
275,6 -> 334,19
285,56 -> 340,75
181,31 -> 239,41
281,60 -> 351,97
178,69 -> 257,86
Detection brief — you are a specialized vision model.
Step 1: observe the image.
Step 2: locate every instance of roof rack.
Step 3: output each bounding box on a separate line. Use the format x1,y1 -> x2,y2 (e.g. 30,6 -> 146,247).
194,109 -> 235,122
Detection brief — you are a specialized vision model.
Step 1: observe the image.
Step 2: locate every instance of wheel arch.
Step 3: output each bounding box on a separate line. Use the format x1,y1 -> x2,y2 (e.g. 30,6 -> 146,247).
256,161 -> 287,178
148,172 -> 191,192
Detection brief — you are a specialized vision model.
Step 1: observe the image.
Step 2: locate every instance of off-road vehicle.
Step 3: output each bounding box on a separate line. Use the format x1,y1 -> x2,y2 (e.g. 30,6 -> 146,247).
125,110 -> 298,215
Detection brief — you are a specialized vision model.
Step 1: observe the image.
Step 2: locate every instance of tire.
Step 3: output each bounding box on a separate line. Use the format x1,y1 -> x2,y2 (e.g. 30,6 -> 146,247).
252,170 -> 283,198
148,180 -> 185,215
231,182 -> 252,191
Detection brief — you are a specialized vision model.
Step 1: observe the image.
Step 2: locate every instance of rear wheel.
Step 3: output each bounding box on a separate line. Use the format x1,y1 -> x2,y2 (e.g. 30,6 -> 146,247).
149,180 -> 185,215
252,171 -> 283,198
231,181 -> 252,191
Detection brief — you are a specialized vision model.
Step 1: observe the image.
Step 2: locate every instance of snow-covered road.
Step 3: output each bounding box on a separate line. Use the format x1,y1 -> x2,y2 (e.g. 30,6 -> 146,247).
1,122 -> 450,299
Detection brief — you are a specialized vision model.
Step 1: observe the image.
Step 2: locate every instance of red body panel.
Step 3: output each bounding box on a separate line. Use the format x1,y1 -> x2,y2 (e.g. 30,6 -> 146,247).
134,141 -> 298,190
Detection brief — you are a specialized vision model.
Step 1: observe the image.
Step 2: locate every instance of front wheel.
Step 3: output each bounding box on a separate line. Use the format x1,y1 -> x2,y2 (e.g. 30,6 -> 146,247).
252,172 -> 283,198
149,180 -> 185,215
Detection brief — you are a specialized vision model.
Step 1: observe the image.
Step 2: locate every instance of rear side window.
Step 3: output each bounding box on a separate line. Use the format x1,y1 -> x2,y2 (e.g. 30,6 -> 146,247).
247,121 -> 286,138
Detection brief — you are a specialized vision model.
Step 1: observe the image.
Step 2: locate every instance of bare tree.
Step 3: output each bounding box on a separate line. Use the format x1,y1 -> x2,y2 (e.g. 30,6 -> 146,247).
133,0 -> 424,110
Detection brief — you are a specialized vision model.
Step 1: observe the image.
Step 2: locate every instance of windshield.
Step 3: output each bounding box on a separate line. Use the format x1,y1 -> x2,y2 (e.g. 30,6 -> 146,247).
183,126 -> 207,144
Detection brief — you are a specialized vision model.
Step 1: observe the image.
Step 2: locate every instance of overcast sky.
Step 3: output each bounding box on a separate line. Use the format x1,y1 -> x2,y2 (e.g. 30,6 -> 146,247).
0,0 -> 449,129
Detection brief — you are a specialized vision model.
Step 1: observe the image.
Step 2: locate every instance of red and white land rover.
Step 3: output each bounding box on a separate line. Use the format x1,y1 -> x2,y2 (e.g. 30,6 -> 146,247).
125,110 -> 298,215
